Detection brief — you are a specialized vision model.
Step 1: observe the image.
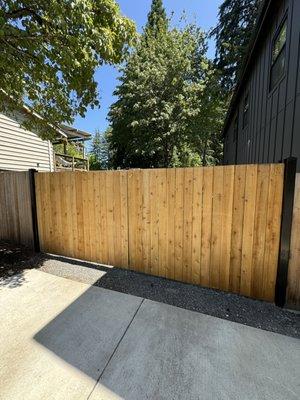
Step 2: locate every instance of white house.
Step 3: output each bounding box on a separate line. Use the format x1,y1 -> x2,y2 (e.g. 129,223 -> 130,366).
0,110 -> 91,172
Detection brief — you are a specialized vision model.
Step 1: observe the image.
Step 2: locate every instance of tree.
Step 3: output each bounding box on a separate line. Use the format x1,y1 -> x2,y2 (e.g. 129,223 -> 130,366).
0,0 -> 135,139
89,128 -> 111,170
108,0 -> 224,168
212,0 -> 262,91
109,24 -> 215,168
189,70 -> 227,165
145,0 -> 168,36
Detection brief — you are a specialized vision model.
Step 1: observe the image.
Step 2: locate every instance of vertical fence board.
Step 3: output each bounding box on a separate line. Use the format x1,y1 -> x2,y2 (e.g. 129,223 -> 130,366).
75,173 -> 85,260
183,168 -> 194,283
200,167 -> 213,287
70,172 -> 78,259
263,164 -> 284,301
287,173 -> 300,308
128,170 -> 138,271
88,172 -> 96,262
240,165 -> 258,297
174,168 -> 184,282
210,167 -> 224,289
191,168 -> 203,285
229,165 -> 247,293
167,168 -> 176,280
251,165 -> 270,298
220,166 -> 235,291
157,169 -> 167,278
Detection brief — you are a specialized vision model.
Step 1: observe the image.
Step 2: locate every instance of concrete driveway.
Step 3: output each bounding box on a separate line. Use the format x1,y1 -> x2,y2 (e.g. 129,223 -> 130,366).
0,269 -> 299,400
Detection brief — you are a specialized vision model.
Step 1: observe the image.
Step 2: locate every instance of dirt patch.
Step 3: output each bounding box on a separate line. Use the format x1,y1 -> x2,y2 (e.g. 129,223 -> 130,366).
0,241 -> 46,280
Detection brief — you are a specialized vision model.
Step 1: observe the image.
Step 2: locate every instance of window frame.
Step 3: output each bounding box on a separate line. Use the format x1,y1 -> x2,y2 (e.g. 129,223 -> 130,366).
269,16 -> 287,92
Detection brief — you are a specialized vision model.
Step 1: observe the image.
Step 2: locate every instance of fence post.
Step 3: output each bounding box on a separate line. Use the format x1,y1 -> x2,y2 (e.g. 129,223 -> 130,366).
28,169 -> 40,252
275,157 -> 297,307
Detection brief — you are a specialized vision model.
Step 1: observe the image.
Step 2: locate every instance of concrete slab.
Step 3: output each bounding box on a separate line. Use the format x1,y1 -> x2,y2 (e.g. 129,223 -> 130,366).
93,300 -> 300,400
0,269 -> 142,400
1,269 -> 300,400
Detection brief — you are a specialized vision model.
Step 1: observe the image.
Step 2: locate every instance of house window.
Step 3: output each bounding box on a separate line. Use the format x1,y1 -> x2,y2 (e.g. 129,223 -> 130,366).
270,19 -> 287,91
233,113 -> 238,142
242,93 -> 249,129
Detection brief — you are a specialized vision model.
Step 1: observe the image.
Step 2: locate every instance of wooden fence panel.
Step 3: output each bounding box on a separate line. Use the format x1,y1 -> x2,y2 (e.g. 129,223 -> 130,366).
127,164 -> 284,301
35,164 -> 284,302
287,173 -> 300,308
35,171 -> 129,267
0,171 -> 34,247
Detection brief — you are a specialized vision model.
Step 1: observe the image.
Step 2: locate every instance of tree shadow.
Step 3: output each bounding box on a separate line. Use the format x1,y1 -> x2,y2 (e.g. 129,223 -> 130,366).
33,283 -> 142,384
0,272 -> 27,288
0,240 -> 48,288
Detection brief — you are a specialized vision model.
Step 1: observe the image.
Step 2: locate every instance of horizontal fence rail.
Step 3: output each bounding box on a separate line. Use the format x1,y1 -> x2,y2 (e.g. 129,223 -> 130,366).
35,164 -> 284,302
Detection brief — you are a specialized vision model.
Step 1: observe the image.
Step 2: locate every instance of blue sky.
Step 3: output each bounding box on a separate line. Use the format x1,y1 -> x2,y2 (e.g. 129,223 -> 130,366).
74,0 -> 223,138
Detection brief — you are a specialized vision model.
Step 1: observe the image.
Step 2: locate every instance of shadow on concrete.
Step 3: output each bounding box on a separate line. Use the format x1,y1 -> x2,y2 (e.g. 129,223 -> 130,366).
42,254 -> 300,339
0,273 -> 27,288
33,283 -> 142,385
32,272 -> 300,400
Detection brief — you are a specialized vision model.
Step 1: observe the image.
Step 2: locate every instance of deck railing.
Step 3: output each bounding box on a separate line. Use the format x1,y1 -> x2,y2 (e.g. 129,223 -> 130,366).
54,153 -> 89,171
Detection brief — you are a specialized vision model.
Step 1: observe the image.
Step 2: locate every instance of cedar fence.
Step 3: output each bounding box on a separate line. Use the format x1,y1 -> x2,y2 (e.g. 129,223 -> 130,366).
0,161 -> 299,308
0,170 -> 36,248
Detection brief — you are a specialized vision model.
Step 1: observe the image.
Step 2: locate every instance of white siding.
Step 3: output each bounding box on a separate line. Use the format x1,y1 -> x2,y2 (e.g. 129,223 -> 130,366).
0,112 -> 53,171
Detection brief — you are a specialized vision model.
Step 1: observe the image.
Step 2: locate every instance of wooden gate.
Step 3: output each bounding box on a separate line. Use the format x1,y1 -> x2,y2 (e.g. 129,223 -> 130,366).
35,164 -> 284,301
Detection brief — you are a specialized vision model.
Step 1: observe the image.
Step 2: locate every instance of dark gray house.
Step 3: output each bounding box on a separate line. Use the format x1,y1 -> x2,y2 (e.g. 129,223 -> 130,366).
223,0 -> 300,171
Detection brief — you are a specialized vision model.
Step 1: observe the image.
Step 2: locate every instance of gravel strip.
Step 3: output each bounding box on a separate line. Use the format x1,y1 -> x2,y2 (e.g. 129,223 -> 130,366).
40,254 -> 300,339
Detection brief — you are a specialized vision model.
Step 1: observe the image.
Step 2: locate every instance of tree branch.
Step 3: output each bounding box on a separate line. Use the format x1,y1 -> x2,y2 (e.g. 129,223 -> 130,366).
4,8 -> 44,25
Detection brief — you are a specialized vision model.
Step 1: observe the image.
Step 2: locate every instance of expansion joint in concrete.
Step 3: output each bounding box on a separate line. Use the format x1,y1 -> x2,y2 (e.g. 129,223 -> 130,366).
87,298 -> 145,399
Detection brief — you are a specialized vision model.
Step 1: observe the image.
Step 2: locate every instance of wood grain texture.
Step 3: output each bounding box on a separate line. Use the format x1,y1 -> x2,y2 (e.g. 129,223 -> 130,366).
0,171 -> 34,247
36,171 -> 129,266
287,173 -> 300,309
35,164 -> 285,302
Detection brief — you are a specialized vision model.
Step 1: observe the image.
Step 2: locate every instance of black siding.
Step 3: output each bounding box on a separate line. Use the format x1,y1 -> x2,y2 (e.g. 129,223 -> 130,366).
223,0 -> 300,171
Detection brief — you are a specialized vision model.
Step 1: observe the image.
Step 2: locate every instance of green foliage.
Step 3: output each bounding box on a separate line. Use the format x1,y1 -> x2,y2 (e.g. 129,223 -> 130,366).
212,0 -> 262,91
53,142 -> 83,158
89,129 -> 111,170
108,0 -> 225,168
145,0 -> 168,36
0,0 -> 136,139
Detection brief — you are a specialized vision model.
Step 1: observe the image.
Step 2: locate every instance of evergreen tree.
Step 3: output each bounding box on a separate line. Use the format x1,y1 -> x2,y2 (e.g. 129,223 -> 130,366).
89,129 -> 111,170
145,0 -> 168,35
108,0 -> 225,168
109,23 -> 219,168
212,0 -> 262,91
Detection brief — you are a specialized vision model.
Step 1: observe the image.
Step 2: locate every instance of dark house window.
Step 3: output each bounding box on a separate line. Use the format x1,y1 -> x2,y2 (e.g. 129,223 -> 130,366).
233,113 -> 239,142
270,19 -> 287,91
242,93 -> 249,129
